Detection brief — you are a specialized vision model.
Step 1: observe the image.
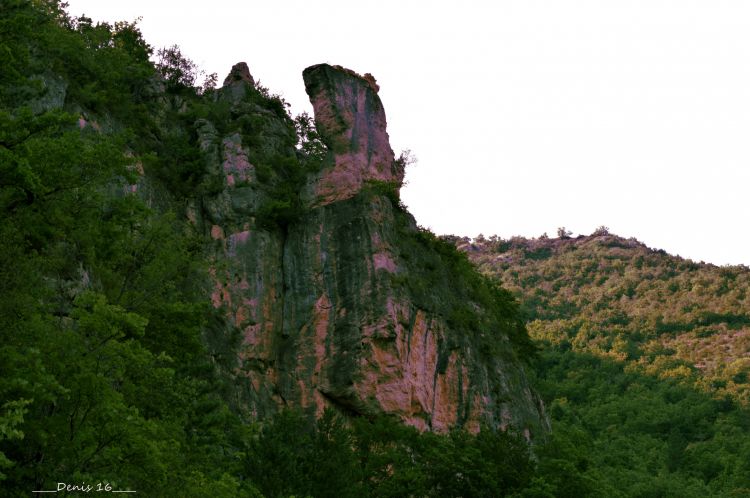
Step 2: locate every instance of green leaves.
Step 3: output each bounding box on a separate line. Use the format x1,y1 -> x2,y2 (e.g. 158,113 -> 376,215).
72,292 -> 148,342
0,399 -> 31,481
0,3 -> 246,493
294,111 -> 327,169
244,409 -> 536,498
454,233 -> 750,495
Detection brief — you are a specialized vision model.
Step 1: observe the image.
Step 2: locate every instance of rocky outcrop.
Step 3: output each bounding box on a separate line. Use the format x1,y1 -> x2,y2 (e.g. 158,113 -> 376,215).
30,72 -> 67,114
302,64 -> 404,206
223,61 -> 255,87
198,63 -> 548,437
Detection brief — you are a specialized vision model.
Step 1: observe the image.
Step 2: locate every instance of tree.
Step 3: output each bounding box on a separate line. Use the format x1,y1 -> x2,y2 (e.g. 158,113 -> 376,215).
294,111 -> 327,167
395,148 -> 417,175
156,44 -> 198,88
0,4 -> 251,493
200,72 -> 218,93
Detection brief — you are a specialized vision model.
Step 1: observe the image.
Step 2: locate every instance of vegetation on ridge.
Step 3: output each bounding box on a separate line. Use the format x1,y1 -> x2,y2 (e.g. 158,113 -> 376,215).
453,231 -> 750,496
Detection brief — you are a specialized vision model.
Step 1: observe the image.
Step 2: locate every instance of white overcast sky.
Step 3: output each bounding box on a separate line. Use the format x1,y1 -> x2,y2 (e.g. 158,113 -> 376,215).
65,0 -> 750,266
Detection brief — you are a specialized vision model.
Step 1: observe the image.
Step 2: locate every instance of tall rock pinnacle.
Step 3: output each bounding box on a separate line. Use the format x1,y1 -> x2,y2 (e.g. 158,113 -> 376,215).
195,62 -> 547,437
303,64 -> 404,205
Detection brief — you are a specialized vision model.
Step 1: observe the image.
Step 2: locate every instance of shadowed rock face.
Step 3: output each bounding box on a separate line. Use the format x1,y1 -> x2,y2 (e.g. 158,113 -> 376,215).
223,61 -> 255,87
200,63 -> 547,437
303,64 -> 404,205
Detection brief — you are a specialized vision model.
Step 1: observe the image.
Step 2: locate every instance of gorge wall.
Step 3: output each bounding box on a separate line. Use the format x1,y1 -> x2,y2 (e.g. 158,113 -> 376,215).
193,62 -> 548,436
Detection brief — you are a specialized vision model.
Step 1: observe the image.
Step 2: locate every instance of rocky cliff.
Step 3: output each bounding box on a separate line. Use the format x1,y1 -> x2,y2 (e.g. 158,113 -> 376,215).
195,62 -> 548,436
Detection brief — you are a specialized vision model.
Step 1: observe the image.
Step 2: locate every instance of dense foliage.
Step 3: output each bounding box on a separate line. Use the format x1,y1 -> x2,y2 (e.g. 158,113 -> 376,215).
0,1 -> 258,495
398,225 -> 537,361
244,409 -> 540,498
455,232 -> 750,496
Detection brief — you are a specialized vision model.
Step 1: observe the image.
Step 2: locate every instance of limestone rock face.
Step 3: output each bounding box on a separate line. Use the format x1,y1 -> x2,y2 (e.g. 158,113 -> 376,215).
30,72 -> 67,114
303,64 -> 404,206
198,63 -> 548,437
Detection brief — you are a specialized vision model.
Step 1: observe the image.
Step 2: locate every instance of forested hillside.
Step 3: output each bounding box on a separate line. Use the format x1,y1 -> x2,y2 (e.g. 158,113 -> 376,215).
453,231 -> 750,496
0,1 -> 255,494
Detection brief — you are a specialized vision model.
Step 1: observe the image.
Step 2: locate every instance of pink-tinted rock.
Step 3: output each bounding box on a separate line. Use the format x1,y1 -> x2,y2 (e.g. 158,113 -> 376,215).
210,225 -> 224,240
222,134 -> 253,186
223,61 -> 255,87
303,64 -> 404,205
373,252 -> 397,273
195,62 -> 548,437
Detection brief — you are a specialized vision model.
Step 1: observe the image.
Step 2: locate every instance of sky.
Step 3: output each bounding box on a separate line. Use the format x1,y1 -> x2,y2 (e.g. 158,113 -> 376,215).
65,0 -> 750,266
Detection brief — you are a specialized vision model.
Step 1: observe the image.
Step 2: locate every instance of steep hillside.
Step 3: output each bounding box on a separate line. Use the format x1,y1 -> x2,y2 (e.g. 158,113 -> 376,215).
452,231 -> 750,496
198,62 -> 546,435
0,2 -> 549,495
